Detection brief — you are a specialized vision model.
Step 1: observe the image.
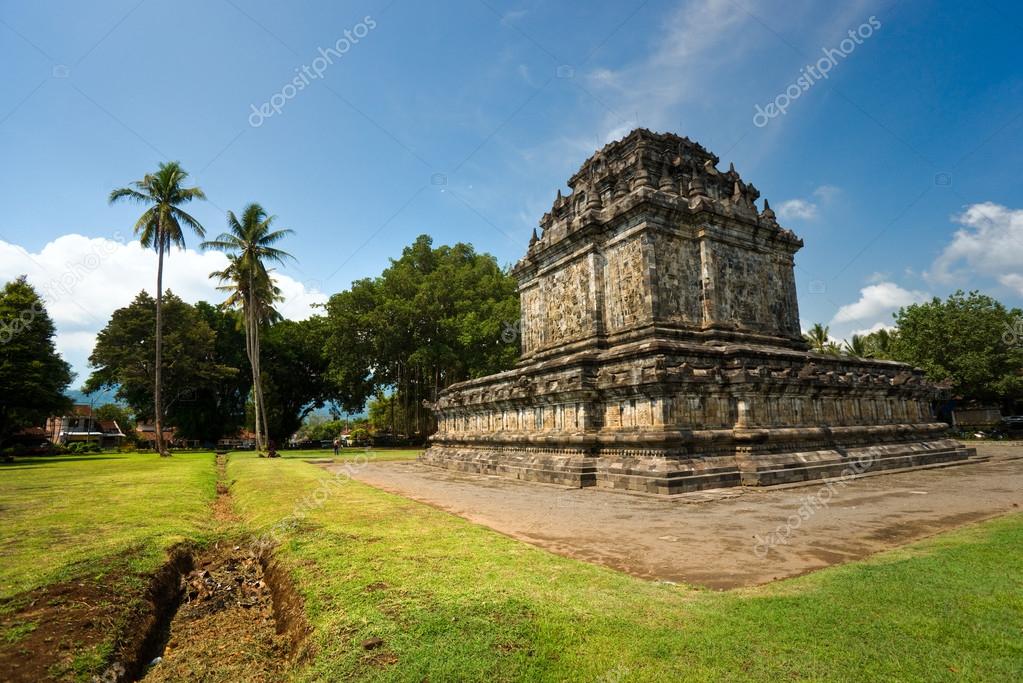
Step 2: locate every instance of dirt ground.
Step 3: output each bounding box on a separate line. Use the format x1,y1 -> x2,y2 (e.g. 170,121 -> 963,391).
326,442 -> 1023,589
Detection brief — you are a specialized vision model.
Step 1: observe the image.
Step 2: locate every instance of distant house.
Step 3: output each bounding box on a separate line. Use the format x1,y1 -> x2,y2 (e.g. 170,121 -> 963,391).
217,429 -> 257,450
135,424 -> 198,449
45,404 -> 126,448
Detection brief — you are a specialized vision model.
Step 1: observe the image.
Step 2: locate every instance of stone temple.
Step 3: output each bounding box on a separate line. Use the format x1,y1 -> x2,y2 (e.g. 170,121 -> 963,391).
421,129 -> 971,494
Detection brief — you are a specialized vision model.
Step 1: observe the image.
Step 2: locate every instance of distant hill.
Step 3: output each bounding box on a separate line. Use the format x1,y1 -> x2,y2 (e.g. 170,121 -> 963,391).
66,387 -> 121,407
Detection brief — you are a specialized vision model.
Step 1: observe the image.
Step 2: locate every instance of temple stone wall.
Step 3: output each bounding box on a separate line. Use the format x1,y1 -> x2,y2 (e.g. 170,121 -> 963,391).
423,129 -> 971,494
651,231 -> 702,325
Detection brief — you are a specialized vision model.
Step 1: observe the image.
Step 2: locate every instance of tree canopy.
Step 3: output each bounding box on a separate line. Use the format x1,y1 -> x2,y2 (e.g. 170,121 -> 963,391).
323,235 -> 519,435
85,291 -> 237,435
0,277 -> 73,447
888,290 -> 1023,403
259,317 -> 333,444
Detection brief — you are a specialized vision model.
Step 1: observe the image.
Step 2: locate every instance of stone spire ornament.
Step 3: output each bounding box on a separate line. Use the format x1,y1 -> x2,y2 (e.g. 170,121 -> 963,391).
659,159 -> 676,192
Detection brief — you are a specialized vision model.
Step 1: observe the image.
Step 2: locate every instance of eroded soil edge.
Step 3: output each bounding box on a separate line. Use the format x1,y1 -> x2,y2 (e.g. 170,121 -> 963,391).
139,453 -> 311,682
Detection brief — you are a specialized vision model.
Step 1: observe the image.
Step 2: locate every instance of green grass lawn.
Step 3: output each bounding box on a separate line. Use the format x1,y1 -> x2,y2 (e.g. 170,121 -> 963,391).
271,448 -> 423,463
0,452 -> 216,599
2,450 -> 1021,681
227,451 -> 1023,682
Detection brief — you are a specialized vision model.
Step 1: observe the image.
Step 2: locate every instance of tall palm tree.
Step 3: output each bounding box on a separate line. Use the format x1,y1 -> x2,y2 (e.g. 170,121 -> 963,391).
203,204 -> 292,453
804,322 -> 831,354
209,255 -> 284,451
110,162 -> 206,456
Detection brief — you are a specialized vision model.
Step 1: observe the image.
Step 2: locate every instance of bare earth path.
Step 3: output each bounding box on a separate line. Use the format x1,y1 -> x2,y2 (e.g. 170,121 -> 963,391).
324,443 -> 1023,589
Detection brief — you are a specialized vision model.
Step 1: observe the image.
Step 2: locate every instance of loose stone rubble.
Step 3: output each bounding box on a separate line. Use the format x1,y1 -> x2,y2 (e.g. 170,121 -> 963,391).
422,129 -> 971,494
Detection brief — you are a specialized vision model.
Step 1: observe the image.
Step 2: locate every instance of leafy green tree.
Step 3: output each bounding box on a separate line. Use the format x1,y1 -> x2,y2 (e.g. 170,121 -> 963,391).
368,392 -> 409,434
109,162 -> 206,455
204,203 -> 294,453
259,317 -> 333,445
0,277 -> 73,452
304,418 -> 337,442
324,235 -> 519,436
888,290 -> 1023,404
171,302 -> 251,443
85,292 -> 237,440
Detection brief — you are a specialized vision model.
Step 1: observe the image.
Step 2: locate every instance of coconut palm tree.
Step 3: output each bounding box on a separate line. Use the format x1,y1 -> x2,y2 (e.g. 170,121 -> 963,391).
109,162 -> 206,456
804,322 -> 831,354
864,327 -> 895,359
203,204 -> 292,453
844,333 -> 869,358
209,255 -> 284,451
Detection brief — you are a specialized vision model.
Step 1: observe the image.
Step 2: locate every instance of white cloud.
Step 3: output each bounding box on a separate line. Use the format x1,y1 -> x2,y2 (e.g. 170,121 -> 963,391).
812,184 -> 841,202
1000,273 -> 1023,296
926,202 -> 1023,293
777,199 -> 818,221
776,185 -> 839,222
0,233 -> 326,382
832,282 -> 929,324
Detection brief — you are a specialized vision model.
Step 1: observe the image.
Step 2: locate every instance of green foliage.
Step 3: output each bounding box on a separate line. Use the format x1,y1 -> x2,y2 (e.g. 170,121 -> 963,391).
860,327 -> 896,360
367,392 -> 410,433
66,442 -> 102,454
0,277 -> 73,446
176,302 -> 251,442
296,417 -> 366,443
888,290 -> 1023,402
323,235 -> 519,434
803,322 -> 831,353
84,291 -> 238,433
108,161 -> 206,252
843,333 -> 868,358
259,317 -> 333,445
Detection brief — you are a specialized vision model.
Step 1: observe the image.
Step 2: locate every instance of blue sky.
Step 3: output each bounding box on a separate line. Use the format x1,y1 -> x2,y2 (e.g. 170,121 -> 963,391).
2,0 -> 1022,383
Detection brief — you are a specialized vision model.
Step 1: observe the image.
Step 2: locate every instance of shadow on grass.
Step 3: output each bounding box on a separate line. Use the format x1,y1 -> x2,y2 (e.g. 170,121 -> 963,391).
1,455 -> 122,469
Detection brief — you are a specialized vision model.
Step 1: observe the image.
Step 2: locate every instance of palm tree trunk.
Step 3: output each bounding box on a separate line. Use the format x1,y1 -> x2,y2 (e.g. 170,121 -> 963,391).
154,237 -> 167,456
254,319 -> 270,451
246,294 -> 263,453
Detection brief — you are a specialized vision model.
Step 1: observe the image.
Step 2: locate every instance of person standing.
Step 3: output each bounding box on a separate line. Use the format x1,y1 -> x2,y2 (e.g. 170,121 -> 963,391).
333,438 -> 340,456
